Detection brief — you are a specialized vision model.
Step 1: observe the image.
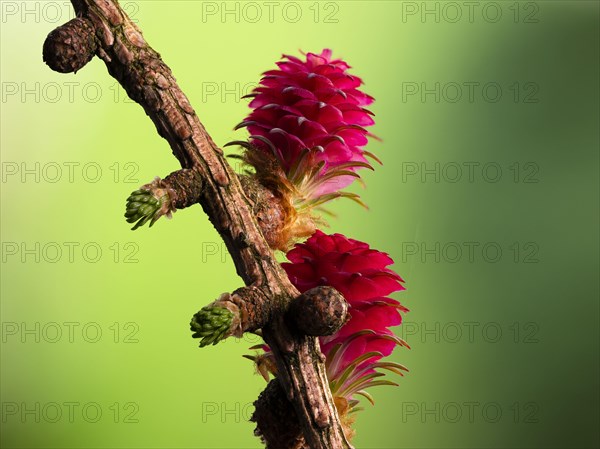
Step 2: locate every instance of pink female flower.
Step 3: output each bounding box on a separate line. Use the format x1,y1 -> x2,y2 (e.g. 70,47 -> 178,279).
231,49 -> 379,208
282,230 -> 409,417
243,230 -> 408,433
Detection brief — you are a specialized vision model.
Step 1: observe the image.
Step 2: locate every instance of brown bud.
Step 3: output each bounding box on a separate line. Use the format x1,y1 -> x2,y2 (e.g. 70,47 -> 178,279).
289,286 -> 348,336
43,18 -> 97,73
252,379 -> 306,449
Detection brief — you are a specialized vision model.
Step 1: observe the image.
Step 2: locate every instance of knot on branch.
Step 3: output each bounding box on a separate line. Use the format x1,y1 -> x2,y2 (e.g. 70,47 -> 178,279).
43,17 -> 97,73
289,286 -> 348,336
252,379 -> 306,449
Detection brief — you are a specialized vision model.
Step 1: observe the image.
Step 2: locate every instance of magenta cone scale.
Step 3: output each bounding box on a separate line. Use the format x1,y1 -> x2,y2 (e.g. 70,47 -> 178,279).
281,231 -> 409,415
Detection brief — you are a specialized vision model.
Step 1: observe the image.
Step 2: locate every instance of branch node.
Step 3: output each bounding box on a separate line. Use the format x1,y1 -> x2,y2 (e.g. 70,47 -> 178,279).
43,17 -> 97,73
289,286 -> 349,337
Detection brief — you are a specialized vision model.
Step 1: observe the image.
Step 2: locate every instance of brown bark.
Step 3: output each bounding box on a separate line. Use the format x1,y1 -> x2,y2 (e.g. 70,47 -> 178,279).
162,168 -> 204,210
42,2 -> 352,448
239,174 -> 291,250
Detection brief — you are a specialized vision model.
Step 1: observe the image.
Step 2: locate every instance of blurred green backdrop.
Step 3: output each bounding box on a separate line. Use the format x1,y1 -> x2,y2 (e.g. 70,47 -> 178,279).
1,1 -> 598,448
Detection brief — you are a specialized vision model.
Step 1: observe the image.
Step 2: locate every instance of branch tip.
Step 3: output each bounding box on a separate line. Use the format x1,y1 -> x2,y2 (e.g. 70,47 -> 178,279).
190,305 -> 235,347
43,17 -> 97,73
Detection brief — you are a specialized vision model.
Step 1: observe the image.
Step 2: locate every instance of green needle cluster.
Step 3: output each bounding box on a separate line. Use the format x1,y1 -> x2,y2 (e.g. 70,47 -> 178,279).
124,189 -> 166,230
190,306 -> 234,347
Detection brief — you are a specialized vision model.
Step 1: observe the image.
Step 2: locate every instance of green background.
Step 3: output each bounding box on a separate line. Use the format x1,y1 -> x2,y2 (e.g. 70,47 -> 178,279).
1,1 -> 598,448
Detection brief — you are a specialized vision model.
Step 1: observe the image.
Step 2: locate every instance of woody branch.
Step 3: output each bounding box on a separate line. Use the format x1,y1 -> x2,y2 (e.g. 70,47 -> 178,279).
42,1 -> 352,448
